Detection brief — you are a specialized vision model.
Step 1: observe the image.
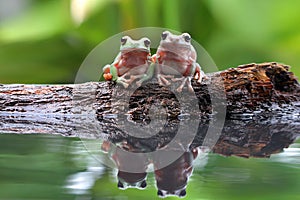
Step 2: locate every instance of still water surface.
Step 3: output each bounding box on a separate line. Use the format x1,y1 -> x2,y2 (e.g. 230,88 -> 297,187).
0,134 -> 299,200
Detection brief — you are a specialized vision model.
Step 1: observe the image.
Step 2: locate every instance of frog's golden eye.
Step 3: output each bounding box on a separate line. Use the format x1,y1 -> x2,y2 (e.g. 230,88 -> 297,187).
144,39 -> 151,47
121,37 -> 127,45
183,33 -> 191,42
161,31 -> 168,40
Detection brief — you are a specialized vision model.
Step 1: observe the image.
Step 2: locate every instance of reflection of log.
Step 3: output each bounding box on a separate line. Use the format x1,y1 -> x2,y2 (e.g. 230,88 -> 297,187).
211,117 -> 299,158
0,62 -> 299,157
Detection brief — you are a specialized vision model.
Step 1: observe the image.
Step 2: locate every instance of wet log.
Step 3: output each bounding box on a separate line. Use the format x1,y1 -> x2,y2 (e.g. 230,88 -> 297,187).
0,62 -> 299,157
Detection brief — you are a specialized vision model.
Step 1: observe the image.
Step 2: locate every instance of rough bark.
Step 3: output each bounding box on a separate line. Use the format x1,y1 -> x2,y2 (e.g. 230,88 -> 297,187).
0,62 -> 299,157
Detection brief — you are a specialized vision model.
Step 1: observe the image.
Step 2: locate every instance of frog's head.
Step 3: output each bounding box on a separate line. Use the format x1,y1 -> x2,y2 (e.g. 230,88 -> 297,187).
119,36 -> 151,53
154,150 -> 197,198
158,31 -> 193,53
117,171 -> 147,190
155,172 -> 188,198
157,188 -> 187,198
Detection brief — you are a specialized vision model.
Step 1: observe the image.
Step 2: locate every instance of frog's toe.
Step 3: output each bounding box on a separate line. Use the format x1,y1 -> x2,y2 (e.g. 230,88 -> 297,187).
197,77 -> 203,84
176,86 -> 183,93
196,71 -> 208,83
176,77 -> 190,93
158,75 -> 171,86
116,78 -> 129,88
103,73 -> 113,81
136,80 -> 143,87
121,82 -> 129,88
128,75 -> 143,84
162,78 -> 171,86
188,86 -> 195,93
187,80 -> 195,93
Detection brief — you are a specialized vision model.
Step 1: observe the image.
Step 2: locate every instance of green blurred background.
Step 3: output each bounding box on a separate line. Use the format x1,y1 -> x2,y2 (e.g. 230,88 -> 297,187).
0,1 -> 300,199
0,0 -> 299,84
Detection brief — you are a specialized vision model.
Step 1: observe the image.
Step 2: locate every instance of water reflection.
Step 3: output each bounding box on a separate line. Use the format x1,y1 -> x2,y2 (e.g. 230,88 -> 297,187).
154,148 -> 198,198
101,140 -> 149,190
100,140 -> 199,198
80,114 -> 299,198
63,135 -> 300,199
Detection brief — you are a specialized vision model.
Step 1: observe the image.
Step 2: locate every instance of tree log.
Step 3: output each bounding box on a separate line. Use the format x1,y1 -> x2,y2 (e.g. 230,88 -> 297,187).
0,62 -> 299,157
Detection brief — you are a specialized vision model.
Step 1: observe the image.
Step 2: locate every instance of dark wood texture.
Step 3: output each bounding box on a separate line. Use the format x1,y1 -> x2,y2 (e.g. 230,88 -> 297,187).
1,62 -> 299,157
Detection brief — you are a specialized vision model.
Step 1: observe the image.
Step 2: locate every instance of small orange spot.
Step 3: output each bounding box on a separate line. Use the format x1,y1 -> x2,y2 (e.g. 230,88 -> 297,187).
151,54 -> 157,62
103,67 -> 110,74
103,73 -> 113,81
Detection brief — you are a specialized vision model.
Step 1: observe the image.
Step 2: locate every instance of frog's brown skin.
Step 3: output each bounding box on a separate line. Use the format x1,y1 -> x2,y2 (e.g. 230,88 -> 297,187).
101,140 -> 149,190
151,31 -> 207,92
102,36 -> 152,88
101,140 -> 199,197
154,148 -> 198,198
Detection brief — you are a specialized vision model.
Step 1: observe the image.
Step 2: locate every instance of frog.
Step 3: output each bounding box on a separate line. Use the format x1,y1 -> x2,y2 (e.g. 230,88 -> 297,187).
137,31 -> 207,92
101,140 -> 149,190
102,36 -> 152,88
154,148 -> 199,198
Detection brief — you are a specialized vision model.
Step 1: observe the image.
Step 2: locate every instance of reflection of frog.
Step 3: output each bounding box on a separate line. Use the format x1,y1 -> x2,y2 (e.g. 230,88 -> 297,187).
103,36 -> 152,88
138,31 -> 207,92
154,148 -> 199,198
101,141 -> 149,190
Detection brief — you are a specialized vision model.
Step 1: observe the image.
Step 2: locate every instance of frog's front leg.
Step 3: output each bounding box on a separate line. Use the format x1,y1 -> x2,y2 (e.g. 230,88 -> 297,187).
185,76 -> 194,93
169,63 -> 195,92
194,63 -> 207,83
136,62 -> 156,87
174,77 -> 194,93
120,73 -> 145,86
110,65 -> 129,88
156,62 -> 174,86
102,64 -> 112,81
157,74 -> 173,86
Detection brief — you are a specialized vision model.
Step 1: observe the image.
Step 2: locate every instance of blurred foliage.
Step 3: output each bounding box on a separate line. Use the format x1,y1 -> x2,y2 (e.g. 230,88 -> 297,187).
0,0 -> 299,83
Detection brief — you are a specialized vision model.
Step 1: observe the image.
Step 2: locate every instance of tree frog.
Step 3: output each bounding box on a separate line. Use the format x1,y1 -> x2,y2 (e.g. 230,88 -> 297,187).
138,31 -> 207,92
101,140 -> 149,190
154,148 -> 199,198
103,36 -> 152,88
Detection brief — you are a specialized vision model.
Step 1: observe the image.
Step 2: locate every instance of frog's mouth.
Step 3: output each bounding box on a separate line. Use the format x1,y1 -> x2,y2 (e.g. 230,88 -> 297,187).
121,48 -> 150,53
159,43 -> 191,53
157,186 -> 187,198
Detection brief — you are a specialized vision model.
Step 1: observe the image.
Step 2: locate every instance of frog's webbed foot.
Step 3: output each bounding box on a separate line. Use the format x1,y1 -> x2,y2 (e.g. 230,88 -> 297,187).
117,74 -> 145,88
116,77 -> 129,88
136,74 -> 152,87
186,77 -> 194,93
173,77 -> 194,93
128,74 -> 144,87
157,74 -> 174,86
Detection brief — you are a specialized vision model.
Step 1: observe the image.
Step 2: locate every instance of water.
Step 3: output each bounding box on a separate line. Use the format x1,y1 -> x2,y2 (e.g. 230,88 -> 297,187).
0,134 -> 299,200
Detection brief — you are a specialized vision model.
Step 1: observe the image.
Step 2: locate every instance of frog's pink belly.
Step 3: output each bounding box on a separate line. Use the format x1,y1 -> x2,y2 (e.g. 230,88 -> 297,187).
118,64 -> 148,76
126,56 -> 147,67
117,53 -> 149,76
159,61 -> 189,76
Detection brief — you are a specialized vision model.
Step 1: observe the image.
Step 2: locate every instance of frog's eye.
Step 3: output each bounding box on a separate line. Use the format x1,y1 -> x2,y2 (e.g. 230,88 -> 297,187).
117,181 -> 124,189
140,180 -> 147,188
121,37 -> 127,45
144,39 -> 151,47
161,31 -> 169,40
179,189 -> 187,197
157,190 -> 164,197
183,33 -> 191,42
